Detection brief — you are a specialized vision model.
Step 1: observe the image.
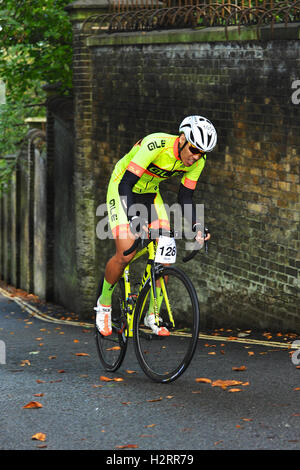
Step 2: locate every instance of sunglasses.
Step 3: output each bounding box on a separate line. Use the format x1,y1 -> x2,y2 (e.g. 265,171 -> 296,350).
188,144 -> 205,155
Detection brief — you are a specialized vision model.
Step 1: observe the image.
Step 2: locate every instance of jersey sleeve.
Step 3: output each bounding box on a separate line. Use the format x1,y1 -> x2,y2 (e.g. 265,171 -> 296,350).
126,135 -> 168,178
180,156 -> 206,190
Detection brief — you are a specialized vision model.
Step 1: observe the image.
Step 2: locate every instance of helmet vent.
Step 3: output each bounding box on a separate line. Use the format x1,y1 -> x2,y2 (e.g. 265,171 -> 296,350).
197,126 -> 204,144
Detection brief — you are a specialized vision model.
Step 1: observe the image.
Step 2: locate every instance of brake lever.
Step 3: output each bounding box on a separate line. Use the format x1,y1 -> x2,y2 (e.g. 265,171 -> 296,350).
182,227 -> 209,262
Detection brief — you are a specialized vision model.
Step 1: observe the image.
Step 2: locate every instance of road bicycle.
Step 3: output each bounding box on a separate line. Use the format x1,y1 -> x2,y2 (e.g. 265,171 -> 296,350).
95,228 -> 208,383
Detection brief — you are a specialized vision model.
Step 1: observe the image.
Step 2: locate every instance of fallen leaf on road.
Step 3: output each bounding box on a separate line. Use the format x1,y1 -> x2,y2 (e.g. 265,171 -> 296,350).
99,376 -> 124,382
57,370 -> 65,373
115,444 -> 138,449
20,360 -> 31,367
75,353 -> 90,356
228,388 -> 242,392
145,424 -> 156,428
32,433 -> 46,441
147,397 -> 163,402
232,366 -> 247,371
106,346 -> 121,351
23,401 -> 43,409
125,370 -> 136,374
195,378 -> 211,383
33,393 -> 44,397
36,379 -> 45,383
211,380 -> 243,390
248,351 -> 255,356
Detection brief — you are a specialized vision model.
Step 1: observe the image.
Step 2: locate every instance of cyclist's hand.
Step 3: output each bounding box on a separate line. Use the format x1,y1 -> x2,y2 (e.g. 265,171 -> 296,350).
129,216 -> 148,239
194,227 -> 211,245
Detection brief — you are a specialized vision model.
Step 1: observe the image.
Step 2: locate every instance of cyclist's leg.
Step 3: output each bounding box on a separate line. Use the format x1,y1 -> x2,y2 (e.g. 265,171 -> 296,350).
104,230 -> 136,286
96,184 -> 137,335
102,181 -> 137,290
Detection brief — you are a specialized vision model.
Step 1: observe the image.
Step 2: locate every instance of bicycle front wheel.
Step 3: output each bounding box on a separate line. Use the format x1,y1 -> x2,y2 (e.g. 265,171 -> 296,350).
133,266 -> 200,383
95,278 -> 128,372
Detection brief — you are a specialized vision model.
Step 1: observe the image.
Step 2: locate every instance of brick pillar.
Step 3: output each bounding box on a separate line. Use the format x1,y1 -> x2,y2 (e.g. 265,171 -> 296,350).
44,100 -> 55,301
10,156 -> 20,287
65,1 -> 109,317
19,138 -> 35,293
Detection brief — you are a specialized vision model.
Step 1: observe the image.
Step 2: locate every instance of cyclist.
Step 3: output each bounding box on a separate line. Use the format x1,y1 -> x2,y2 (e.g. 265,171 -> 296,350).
95,115 -> 217,336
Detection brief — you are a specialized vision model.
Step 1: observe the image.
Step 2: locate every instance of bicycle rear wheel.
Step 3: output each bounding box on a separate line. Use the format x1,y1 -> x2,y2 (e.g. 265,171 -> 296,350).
95,278 -> 128,372
133,266 -> 200,383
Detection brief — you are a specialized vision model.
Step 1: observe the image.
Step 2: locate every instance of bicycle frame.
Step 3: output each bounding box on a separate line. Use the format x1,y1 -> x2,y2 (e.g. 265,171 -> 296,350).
122,238 -> 173,337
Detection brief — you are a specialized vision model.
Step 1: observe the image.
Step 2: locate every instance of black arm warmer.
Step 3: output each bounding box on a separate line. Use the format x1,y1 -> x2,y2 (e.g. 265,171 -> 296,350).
178,183 -> 197,229
118,170 -> 140,221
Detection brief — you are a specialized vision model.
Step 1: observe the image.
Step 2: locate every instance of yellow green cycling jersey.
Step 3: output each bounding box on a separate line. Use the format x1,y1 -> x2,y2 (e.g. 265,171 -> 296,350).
107,133 -> 206,238
111,133 -> 206,193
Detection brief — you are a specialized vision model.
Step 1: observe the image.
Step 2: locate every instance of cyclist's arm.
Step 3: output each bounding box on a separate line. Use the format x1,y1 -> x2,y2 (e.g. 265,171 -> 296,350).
118,170 -> 140,222
177,183 -> 197,230
179,158 -> 206,231
178,184 -> 210,244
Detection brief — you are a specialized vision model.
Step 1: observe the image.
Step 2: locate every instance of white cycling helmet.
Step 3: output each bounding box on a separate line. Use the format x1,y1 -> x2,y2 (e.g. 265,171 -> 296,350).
179,115 -> 217,152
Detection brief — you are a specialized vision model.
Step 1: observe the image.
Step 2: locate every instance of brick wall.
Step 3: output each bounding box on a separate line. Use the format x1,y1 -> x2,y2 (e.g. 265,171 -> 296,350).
88,31 -> 300,331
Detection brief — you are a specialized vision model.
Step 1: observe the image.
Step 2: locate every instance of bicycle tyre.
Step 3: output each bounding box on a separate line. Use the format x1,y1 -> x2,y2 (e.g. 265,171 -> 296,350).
95,277 -> 128,372
133,266 -> 200,383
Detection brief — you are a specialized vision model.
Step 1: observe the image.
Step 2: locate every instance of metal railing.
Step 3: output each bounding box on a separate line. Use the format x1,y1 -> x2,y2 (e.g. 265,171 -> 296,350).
82,0 -> 300,34
108,0 -> 281,12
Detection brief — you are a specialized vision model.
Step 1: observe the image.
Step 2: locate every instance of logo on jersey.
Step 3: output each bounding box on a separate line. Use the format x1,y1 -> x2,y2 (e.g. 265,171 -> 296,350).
146,163 -> 184,179
109,198 -> 118,222
147,140 -> 166,151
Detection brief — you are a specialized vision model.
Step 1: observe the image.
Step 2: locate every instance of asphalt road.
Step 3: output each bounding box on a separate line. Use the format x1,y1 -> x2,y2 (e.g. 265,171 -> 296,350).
1,291 -> 300,454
